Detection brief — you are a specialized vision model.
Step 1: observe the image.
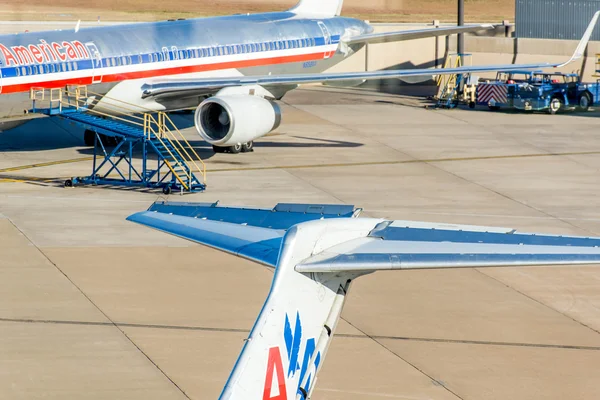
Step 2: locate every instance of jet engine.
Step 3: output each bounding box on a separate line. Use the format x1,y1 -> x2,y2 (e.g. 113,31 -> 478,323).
194,95 -> 282,151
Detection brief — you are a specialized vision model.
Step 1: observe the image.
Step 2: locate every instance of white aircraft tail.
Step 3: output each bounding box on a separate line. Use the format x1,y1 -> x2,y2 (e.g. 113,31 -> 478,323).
128,201 -> 600,400
290,0 -> 344,18
218,218 -> 376,400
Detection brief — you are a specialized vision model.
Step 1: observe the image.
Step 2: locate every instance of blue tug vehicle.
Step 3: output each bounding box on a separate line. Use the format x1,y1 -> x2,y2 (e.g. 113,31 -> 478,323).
475,71 -> 600,114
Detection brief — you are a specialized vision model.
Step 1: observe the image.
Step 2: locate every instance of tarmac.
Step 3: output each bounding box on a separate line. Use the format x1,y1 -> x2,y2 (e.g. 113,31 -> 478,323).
2,86 -> 600,399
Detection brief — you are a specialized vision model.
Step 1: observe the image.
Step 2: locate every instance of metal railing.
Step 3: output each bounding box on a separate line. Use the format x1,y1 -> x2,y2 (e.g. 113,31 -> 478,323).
29,85 -> 206,190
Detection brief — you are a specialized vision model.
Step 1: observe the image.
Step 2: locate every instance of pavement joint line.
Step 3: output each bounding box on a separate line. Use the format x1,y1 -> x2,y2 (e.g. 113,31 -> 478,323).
3,150 -> 600,181
476,269 -> 600,339
0,156 -> 93,173
4,316 -> 599,351
339,317 -> 465,400
4,220 -> 192,400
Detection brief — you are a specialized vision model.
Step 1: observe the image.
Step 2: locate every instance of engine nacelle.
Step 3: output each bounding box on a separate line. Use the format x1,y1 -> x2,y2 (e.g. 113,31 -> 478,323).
194,95 -> 282,146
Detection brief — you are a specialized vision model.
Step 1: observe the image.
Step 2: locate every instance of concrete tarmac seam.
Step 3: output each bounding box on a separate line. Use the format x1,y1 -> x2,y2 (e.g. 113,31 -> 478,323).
5,316 -> 598,351
4,150 -> 600,184
5,218 -> 193,400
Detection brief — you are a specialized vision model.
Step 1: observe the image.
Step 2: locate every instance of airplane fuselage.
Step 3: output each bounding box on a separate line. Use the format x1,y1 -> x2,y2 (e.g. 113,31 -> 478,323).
0,12 -> 371,119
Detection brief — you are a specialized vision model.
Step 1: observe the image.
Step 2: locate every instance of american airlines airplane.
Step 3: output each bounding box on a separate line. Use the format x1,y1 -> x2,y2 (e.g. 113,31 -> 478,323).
0,0 -> 598,153
128,200 -> 600,400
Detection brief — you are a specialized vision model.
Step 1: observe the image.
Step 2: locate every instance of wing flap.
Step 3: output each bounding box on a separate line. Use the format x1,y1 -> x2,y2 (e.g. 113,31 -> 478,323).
345,24 -> 494,45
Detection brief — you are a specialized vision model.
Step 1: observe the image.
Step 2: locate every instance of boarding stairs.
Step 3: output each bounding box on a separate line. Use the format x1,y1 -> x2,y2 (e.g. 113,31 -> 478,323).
30,86 -> 206,194
435,53 -> 472,108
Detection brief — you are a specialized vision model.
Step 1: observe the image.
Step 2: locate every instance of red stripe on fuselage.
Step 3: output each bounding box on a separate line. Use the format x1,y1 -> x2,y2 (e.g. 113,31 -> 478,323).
1,51 -> 327,94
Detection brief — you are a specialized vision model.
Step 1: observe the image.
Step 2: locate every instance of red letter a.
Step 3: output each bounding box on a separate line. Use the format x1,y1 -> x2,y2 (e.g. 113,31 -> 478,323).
263,347 -> 287,400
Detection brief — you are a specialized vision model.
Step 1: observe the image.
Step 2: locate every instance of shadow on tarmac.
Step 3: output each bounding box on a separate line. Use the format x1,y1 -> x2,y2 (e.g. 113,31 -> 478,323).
0,113 -> 363,159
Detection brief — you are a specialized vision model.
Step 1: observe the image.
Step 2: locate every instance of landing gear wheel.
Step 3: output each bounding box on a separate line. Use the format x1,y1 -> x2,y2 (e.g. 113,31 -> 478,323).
228,143 -> 242,154
162,185 -> 172,195
577,93 -> 591,112
64,179 -> 73,188
241,141 -> 254,153
83,130 -> 96,146
548,97 -> 562,115
212,145 -> 225,153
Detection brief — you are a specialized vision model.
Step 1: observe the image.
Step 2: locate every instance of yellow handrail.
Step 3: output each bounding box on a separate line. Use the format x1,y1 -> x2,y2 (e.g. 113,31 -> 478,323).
144,114 -> 190,190
32,86 -> 206,190
158,112 -> 206,184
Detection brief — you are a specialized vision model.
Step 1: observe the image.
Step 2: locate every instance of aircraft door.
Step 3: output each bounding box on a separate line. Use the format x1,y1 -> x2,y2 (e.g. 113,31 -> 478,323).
317,21 -> 334,59
85,42 -> 103,84
0,66 -> 3,94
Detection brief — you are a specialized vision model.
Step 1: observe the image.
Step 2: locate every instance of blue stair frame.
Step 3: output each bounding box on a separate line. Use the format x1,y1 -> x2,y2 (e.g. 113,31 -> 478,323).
36,105 -> 205,194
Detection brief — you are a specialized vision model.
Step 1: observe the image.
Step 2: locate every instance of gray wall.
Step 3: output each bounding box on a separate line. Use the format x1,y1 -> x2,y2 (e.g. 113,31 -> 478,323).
516,0 -> 600,40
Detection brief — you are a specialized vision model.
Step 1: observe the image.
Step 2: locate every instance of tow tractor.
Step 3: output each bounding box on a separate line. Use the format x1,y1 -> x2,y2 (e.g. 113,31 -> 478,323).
475,71 -> 600,114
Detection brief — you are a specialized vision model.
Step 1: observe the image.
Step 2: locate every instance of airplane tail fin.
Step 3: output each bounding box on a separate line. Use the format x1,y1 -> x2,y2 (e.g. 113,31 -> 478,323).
289,0 -> 344,18
128,201 -> 600,400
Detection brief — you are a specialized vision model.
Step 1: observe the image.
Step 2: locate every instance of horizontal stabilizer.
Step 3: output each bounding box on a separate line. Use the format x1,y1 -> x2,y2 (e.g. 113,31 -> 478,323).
345,24 -> 494,45
127,201 -> 361,267
297,221 -> 600,272
128,211 -> 283,267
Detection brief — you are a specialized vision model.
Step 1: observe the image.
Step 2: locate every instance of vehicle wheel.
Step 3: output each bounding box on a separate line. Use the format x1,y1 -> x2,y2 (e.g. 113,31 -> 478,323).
83,130 -> 96,146
468,101 -> 476,109
577,93 -> 591,112
64,179 -> 73,188
548,97 -> 562,115
212,145 -> 225,153
488,105 -> 500,111
241,141 -> 254,152
162,185 -> 172,195
228,143 -> 242,154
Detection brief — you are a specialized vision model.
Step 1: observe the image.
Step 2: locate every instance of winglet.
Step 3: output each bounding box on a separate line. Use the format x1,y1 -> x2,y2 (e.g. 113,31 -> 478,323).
559,10 -> 600,67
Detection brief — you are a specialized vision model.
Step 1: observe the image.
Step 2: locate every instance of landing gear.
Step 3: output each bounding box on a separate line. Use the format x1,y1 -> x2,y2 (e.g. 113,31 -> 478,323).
241,141 -> 254,152
229,143 -> 242,154
212,141 -> 254,154
64,179 -> 73,188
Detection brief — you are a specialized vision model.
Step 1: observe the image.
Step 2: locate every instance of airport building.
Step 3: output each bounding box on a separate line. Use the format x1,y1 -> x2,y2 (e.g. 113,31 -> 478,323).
516,0 -> 600,39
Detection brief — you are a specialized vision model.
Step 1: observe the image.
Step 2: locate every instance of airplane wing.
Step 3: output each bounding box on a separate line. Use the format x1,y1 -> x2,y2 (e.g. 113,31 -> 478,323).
141,11 -> 599,100
344,24 -> 495,45
127,201 -> 361,267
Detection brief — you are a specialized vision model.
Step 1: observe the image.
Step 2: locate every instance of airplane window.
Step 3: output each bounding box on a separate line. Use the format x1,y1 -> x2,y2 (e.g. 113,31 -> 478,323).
21,67 -> 26,76
193,49 -> 198,58
179,50 -> 184,59
38,65 -> 43,74
261,43 -> 265,51
16,68 -> 20,77
61,63 -> 66,72
73,62 -> 77,71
